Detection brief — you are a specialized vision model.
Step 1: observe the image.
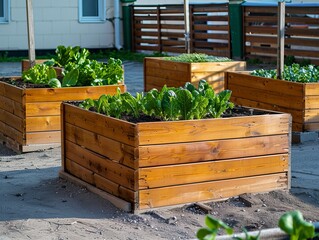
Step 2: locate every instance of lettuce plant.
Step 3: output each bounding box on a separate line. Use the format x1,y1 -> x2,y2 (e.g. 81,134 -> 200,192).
79,80 -> 234,121
251,64 -> 319,83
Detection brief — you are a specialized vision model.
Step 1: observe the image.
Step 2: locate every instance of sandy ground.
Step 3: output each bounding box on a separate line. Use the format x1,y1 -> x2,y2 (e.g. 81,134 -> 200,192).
1,141 -> 319,240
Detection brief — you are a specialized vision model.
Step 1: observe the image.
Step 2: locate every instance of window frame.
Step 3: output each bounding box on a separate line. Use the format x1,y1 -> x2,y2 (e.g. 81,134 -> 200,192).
78,0 -> 106,23
0,0 -> 9,23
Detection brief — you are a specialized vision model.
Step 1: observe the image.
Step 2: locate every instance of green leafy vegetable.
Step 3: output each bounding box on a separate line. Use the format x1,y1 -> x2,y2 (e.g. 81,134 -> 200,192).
48,78 -> 61,88
197,215 -> 233,240
278,210 -> 319,240
164,53 -> 232,63
79,80 -> 234,121
61,69 -> 79,87
251,64 -> 319,83
54,45 -> 89,67
22,64 -> 53,84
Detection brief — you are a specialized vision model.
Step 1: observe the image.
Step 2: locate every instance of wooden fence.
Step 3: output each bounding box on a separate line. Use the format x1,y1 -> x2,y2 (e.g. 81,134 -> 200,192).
131,3 -> 231,57
243,4 -> 319,65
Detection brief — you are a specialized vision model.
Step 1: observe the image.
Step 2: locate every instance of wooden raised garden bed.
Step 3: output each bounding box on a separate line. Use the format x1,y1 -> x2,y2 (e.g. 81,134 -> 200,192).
0,77 -> 126,153
144,57 -> 246,93
225,72 -> 319,132
60,102 -> 291,212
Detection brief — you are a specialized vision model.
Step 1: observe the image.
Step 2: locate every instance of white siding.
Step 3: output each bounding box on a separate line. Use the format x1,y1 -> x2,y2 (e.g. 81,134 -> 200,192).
0,0 -> 115,51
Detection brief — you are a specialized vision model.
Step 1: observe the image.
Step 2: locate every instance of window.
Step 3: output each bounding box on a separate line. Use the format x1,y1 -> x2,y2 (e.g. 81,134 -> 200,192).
0,0 -> 9,23
79,0 -> 105,23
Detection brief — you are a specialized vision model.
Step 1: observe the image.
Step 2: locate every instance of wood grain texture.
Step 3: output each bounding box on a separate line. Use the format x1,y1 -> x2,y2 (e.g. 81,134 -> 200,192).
63,103 -> 137,146
65,140 -> 137,190
26,102 -> 61,116
25,131 -> 60,144
139,173 -> 288,209
24,84 -> 126,102
225,71 -> 319,132
139,154 -> 288,189
144,58 -> 246,92
25,116 -> 60,132
138,135 -> 289,167
0,95 -> 24,118
137,114 -> 290,145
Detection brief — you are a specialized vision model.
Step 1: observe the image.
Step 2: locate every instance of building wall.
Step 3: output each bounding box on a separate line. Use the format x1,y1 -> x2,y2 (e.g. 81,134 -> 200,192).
0,0 -> 115,51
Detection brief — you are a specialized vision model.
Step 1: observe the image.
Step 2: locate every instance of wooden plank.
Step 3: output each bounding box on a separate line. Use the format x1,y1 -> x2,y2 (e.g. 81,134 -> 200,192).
59,171 -> 132,212
25,116 -> 60,132
65,140 -> 138,190
245,35 -> 277,44
26,0 -> 36,66
285,37 -> 319,47
25,102 -> 61,116
194,33 -> 229,40
94,173 -> 137,204
304,109 -> 319,123
229,97 -> 304,126
285,48 -> 319,58
139,135 -> 289,167
244,6 -> 277,14
304,122 -> 319,132
305,96 -> 319,109
144,75 -> 188,91
0,81 -> 24,103
61,103 -> 66,171
0,95 -> 24,118
246,46 -> 277,55
145,58 -> 190,72
63,103 -> 137,146
225,72 -> 303,95
0,121 -> 23,144
25,131 -> 60,144
0,109 -> 24,132
24,85 -> 126,102
137,112 -> 291,145
65,158 -> 95,185
286,28 -> 319,37
139,154 -> 289,189
190,61 -> 246,72
228,84 -> 304,110
64,123 -> 131,163
145,66 -> 190,82
193,25 -> 228,31
0,132 -> 23,153
245,26 -> 277,35
286,16 -> 319,25
139,173 -> 288,209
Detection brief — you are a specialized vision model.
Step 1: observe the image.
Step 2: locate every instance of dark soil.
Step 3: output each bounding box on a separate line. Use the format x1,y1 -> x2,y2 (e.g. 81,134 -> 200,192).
69,101 -> 278,123
0,77 -> 50,88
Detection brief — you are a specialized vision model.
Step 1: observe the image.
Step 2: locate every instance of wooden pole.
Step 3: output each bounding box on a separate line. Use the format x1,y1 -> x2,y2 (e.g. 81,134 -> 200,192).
277,1 -> 285,79
184,0 -> 190,53
26,0 -> 36,67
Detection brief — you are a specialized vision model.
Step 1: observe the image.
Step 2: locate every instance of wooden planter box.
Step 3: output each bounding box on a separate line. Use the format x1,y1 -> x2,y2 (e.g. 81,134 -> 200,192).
144,57 -> 246,93
60,102 -> 291,212
0,77 -> 126,153
225,72 -> 319,132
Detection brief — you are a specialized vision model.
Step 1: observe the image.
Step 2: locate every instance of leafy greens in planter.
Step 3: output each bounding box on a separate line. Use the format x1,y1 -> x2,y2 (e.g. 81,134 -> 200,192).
63,58 -> 123,86
21,58 -> 123,88
251,64 -> 319,83
54,45 -> 90,67
79,80 -> 234,121
163,53 -> 232,63
22,64 -> 79,88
